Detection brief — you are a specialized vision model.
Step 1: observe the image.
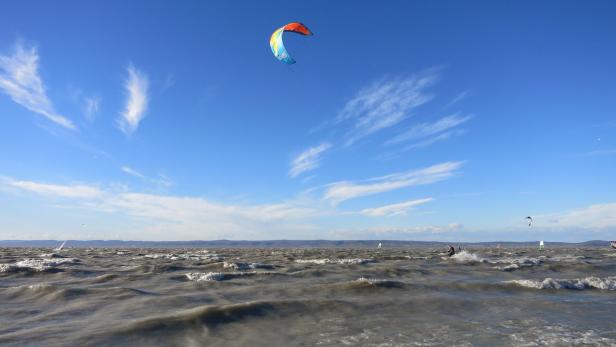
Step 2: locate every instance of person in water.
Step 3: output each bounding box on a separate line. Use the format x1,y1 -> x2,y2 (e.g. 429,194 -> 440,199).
447,245 -> 456,257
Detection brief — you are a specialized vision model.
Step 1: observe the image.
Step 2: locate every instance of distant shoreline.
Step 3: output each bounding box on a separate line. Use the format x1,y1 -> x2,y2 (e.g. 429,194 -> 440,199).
0,239 -> 611,249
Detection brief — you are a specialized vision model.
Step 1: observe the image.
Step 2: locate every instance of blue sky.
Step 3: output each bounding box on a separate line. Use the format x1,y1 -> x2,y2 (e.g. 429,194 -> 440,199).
1,1 -> 615,241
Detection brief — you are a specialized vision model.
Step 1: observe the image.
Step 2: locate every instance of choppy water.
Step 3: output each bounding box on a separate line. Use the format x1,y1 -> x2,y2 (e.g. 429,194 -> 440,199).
1,247 -> 616,346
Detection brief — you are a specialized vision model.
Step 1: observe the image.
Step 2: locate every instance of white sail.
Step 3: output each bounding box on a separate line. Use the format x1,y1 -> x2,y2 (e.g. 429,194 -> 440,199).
377,242 -> 382,249
539,240 -> 544,250
56,240 -> 67,251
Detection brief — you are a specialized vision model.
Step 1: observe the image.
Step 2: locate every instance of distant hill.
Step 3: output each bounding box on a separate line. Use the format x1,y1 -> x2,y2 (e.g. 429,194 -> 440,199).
0,239 -> 612,249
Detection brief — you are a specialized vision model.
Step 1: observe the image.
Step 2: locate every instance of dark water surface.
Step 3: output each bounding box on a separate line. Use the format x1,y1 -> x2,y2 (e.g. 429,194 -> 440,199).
1,247 -> 615,346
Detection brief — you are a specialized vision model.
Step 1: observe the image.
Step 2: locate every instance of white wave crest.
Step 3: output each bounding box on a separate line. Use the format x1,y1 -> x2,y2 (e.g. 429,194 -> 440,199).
507,276 -> 616,290
186,272 -> 225,282
355,277 -> 389,285
450,251 -> 485,263
185,270 -> 280,282
491,257 -> 543,271
295,258 -> 374,265
223,262 -> 273,270
144,252 -> 223,262
0,258 -> 78,273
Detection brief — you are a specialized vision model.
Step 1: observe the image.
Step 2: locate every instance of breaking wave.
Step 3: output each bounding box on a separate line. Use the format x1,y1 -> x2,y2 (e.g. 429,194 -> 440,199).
295,258 -> 374,265
0,257 -> 79,273
506,276 -> 616,290
450,251 -> 485,263
185,271 -> 282,282
143,252 -> 224,262
491,257 -> 543,271
223,262 -> 274,270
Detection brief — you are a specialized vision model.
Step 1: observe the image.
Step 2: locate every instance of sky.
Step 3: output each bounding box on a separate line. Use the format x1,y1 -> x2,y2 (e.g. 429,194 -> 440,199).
0,0 -> 615,242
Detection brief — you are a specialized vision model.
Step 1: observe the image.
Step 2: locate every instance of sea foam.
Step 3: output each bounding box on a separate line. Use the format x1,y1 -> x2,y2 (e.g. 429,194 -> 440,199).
450,251 -> 485,263
507,276 -> 616,290
0,257 -> 78,273
223,262 -> 273,270
295,258 -> 374,265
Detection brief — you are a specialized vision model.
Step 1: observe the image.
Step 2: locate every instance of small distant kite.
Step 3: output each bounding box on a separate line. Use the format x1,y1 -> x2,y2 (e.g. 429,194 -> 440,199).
525,216 -> 533,227
270,22 -> 313,64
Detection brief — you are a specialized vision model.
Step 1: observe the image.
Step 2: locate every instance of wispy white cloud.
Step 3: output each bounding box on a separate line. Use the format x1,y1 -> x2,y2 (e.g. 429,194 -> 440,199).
403,129 -> 465,150
83,96 -> 100,123
121,166 -> 173,188
5,178 -> 102,198
336,70 -> 439,146
121,166 -> 145,179
386,113 -> 472,147
3,177 -> 318,239
332,223 -> 464,240
0,42 -> 74,129
361,197 -> 433,217
443,90 -> 470,109
290,143 -> 331,178
535,203 -> 616,229
369,223 -> 464,235
118,65 -> 149,134
323,161 -> 464,205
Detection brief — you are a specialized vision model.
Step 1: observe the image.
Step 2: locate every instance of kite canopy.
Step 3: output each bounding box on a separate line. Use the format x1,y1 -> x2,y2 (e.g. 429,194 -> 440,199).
525,216 -> 533,227
270,22 -> 313,64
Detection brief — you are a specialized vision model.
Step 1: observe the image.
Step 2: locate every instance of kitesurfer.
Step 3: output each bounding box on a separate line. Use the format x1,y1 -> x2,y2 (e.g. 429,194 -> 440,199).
447,245 -> 456,257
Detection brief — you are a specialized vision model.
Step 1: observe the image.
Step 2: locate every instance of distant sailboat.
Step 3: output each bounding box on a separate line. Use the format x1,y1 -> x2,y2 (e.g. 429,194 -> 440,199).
539,240 -> 545,251
377,242 -> 382,249
55,240 -> 67,251
610,241 -> 616,250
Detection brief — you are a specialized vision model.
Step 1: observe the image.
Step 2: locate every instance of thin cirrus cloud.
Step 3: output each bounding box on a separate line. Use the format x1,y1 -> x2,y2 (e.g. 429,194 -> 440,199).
2,176 -> 318,239
121,166 -> 173,187
534,203 -> 616,229
361,197 -> 434,217
83,96 -> 101,123
121,166 -> 145,179
386,113 -> 473,147
4,178 -> 102,199
322,161 -> 465,205
289,143 -> 332,178
0,42 -> 75,129
118,65 -> 149,134
336,70 -> 439,146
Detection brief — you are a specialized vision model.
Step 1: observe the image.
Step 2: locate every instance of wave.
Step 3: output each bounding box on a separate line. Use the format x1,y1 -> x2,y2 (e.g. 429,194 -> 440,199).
0,257 -> 79,273
98,299 -> 345,338
223,262 -> 274,270
3,283 -> 154,301
185,271 -> 282,282
509,324 -> 616,346
506,276 -> 616,290
351,277 -> 406,289
143,252 -> 224,262
295,258 -> 375,265
450,251 -> 485,263
491,257 -> 543,271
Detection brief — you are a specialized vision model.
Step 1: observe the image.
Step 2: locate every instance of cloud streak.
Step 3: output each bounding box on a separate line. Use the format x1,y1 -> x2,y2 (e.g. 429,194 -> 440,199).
121,166 -> 173,187
290,143 -> 331,178
336,70 -> 438,146
3,177 -> 316,231
535,203 -> 616,230
323,161 -> 464,205
84,96 -> 100,123
361,197 -> 434,216
386,113 -> 472,148
0,42 -> 74,129
118,65 -> 149,134
5,178 -> 102,199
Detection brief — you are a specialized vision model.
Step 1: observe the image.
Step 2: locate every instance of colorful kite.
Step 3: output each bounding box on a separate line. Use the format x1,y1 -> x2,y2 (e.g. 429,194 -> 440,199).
270,22 -> 313,64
